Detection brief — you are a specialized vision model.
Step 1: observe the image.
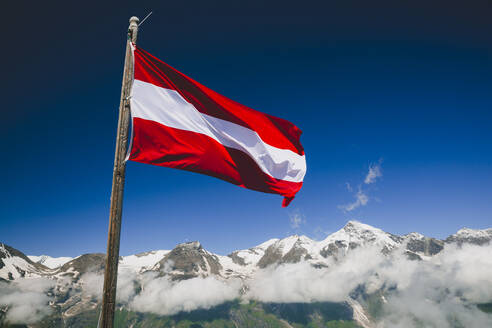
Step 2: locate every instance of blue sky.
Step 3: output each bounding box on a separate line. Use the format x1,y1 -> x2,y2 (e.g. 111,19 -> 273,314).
1,0 -> 491,257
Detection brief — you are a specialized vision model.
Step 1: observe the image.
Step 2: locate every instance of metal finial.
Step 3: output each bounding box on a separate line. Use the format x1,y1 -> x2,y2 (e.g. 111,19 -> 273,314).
128,16 -> 140,42
129,16 -> 140,27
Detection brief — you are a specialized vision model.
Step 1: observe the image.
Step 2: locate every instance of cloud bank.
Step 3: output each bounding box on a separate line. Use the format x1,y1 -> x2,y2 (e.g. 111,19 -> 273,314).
130,273 -> 241,315
0,277 -> 54,324
78,269 -> 241,316
247,243 -> 492,327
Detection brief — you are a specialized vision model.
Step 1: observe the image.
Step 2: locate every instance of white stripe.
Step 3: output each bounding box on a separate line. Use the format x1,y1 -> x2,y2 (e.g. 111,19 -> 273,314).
130,80 -> 306,183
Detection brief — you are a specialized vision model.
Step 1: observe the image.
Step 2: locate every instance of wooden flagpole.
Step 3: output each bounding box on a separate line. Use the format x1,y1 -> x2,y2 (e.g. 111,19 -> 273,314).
100,16 -> 139,328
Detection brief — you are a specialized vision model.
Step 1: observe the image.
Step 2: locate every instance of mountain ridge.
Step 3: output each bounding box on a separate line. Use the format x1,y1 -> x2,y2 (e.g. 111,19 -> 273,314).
0,220 -> 492,279
1,220 -> 491,328
3,220 -> 491,281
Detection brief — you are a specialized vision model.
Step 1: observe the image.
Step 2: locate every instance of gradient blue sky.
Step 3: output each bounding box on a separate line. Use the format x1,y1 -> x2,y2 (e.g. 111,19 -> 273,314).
2,0 -> 491,257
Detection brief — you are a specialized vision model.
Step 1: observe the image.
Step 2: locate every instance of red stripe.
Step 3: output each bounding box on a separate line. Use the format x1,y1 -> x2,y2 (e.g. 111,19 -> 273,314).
133,46 -> 304,156
129,118 -> 302,204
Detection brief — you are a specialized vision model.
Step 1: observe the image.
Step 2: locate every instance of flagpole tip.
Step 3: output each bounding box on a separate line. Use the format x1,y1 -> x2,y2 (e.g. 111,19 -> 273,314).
129,16 -> 140,26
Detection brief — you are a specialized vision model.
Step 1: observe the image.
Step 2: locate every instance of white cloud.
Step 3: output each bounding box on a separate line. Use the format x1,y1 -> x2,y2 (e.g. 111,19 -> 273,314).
246,246 -> 384,303
339,188 -> 369,212
364,163 -> 382,184
289,212 -> 306,229
0,277 -> 55,324
374,243 -> 492,327
340,161 -> 383,212
80,271 -> 104,300
130,273 -> 241,315
246,243 -> 492,327
78,268 -> 241,316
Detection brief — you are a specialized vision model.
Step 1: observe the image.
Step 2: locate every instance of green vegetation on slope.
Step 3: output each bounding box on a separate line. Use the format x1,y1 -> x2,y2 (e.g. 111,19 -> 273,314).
477,303 -> 492,314
1,301 -> 361,328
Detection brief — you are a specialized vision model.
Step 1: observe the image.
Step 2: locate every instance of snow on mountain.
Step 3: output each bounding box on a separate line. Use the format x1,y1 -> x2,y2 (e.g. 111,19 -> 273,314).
228,238 -> 279,267
276,235 -> 303,256
3,221 -> 492,284
260,234 -> 323,266
119,250 -> 170,273
226,221 -> 398,271
149,241 -> 227,280
0,252 -> 34,280
403,232 -> 425,240
402,232 -> 444,259
455,227 -> 492,237
226,221 -> 420,271
321,221 -> 400,249
446,227 -> 492,245
0,243 -> 50,280
314,221 -> 400,261
28,255 -> 73,269
228,235 -> 320,271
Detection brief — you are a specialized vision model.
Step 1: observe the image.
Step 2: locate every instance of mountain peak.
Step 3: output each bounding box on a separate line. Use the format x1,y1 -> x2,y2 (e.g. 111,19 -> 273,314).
446,227 -> 492,246
276,235 -> 315,254
319,220 -> 399,251
404,232 -> 425,240
176,241 -> 202,250
281,234 -> 312,242
253,238 -> 280,250
297,235 -> 314,242
344,220 -> 378,231
455,227 -> 492,237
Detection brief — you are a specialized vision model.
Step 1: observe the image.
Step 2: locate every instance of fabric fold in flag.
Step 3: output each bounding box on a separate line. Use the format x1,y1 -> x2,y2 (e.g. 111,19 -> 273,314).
128,45 -> 306,206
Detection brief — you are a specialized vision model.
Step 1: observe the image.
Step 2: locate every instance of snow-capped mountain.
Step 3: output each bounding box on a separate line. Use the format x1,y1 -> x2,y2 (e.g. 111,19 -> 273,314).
151,241 -> 224,280
2,220 -> 491,283
318,221 -> 401,259
445,227 -> 492,245
0,243 -> 52,280
28,255 -> 73,269
119,249 -> 170,273
1,221 -> 491,328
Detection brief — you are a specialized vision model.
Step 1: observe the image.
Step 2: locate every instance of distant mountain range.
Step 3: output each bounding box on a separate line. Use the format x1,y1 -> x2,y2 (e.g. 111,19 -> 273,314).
1,221 -> 491,328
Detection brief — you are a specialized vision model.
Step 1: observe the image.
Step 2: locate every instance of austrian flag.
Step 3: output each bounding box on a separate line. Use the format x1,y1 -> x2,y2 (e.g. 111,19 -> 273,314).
128,46 -> 306,206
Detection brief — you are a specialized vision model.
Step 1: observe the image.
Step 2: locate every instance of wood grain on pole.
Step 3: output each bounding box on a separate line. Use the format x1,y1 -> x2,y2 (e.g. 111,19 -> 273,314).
100,16 -> 139,328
